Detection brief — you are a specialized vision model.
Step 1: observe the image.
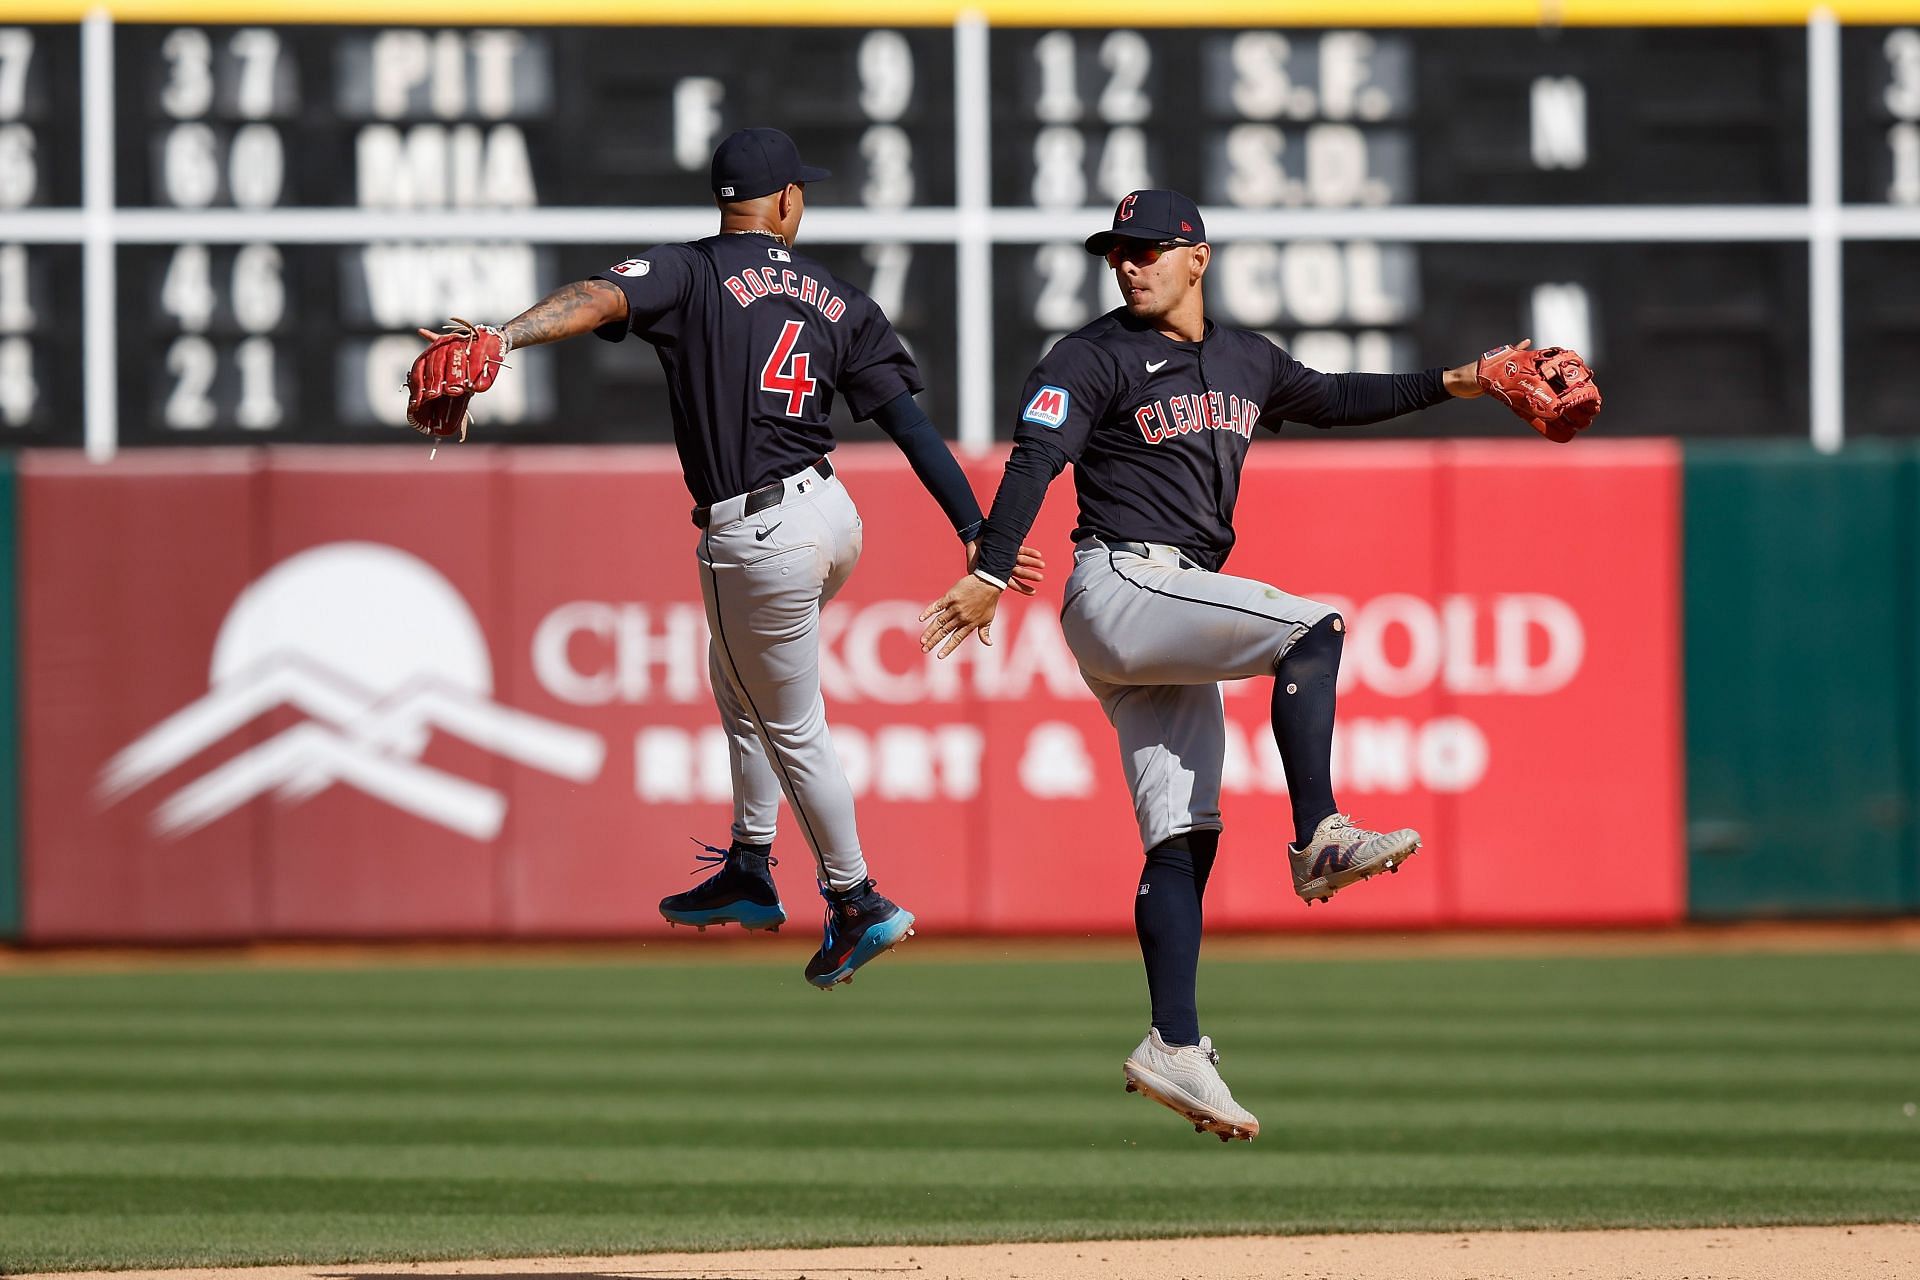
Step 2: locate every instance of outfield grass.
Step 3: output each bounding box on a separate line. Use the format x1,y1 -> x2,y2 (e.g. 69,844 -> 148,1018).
1,946 -> 1917,1271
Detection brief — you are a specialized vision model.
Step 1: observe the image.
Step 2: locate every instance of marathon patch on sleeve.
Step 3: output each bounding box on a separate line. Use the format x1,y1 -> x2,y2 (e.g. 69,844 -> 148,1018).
610,259 -> 651,277
1022,385 -> 1070,429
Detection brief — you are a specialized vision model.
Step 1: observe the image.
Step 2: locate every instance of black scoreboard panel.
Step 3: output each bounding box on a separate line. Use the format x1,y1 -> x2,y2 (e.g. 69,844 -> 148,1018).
1844,242 -> 1920,439
1416,241 -> 1809,439
992,239 -> 1810,439
1,243 -> 83,442
1414,28 -> 1808,204
989,27 -> 1809,209
0,25 -> 81,211
112,25 -> 955,209
1844,25 -> 1920,439
4,19 -> 1917,450
114,239 -> 956,445
1843,27 -> 1920,206
0,25 -> 84,444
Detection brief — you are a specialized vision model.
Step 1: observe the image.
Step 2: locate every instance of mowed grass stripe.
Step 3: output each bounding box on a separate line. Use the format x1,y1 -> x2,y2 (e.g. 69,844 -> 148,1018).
1,950 -> 1918,1271
0,1177 -> 1910,1267
4,951 -> 1911,1006
8,1134 -> 1920,1180
6,1115 -> 1917,1162
6,1162 -> 1918,1209
7,1013 -> 1914,1054
3,1094 -> 1907,1138
0,1062 -> 1909,1105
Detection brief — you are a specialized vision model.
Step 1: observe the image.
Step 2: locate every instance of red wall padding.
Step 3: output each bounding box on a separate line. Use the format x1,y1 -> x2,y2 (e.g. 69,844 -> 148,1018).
17,441 -> 1682,941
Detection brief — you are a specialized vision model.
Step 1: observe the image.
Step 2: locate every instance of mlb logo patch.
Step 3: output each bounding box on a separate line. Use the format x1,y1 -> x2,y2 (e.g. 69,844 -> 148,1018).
1022,385 -> 1070,429
768,248 -> 792,262
610,259 -> 651,277
719,185 -> 736,198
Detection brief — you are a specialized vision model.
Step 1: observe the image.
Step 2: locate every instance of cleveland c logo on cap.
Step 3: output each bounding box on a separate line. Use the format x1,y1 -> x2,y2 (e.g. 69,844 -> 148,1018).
1117,194 -> 1137,222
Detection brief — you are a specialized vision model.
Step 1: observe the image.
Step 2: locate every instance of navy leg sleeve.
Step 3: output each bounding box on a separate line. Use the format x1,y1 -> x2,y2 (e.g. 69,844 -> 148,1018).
1135,830 -> 1219,1047
1272,614 -> 1344,848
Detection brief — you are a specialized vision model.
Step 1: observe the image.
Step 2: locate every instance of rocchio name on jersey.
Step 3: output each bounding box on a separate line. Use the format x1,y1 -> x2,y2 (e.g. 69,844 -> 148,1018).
722,264 -> 848,322
1134,391 -> 1262,445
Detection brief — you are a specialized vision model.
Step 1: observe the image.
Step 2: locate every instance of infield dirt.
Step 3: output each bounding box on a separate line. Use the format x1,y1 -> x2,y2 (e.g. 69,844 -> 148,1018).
14,1225 -> 1920,1280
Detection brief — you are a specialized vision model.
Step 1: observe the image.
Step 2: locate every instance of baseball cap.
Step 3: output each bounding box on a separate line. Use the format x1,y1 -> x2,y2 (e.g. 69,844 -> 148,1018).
710,127 -> 832,201
1084,189 -> 1207,255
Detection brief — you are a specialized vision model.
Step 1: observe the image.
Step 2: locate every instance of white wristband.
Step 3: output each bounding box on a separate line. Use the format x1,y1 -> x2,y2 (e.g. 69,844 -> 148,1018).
972,569 -> 1008,590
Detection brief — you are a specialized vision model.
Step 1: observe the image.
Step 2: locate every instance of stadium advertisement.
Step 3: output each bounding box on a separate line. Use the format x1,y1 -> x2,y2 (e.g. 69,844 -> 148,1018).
14,441 -> 1682,941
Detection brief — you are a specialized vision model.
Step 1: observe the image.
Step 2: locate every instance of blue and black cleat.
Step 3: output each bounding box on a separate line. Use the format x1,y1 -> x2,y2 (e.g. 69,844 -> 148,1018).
659,840 -> 788,932
804,879 -> 915,988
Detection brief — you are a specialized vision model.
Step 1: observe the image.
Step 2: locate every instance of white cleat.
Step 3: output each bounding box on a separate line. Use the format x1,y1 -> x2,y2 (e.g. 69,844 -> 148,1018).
1289,812 -> 1421,904
1122,1028 -> 1259,1142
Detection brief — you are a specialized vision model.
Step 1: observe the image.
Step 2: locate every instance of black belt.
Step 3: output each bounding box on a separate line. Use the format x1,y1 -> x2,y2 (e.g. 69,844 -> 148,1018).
692,457 -> 833,529
1102,538 -> 1201,571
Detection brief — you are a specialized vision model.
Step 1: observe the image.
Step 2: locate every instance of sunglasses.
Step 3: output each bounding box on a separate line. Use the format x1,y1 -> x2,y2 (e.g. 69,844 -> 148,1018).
1104,238 -> 1190,269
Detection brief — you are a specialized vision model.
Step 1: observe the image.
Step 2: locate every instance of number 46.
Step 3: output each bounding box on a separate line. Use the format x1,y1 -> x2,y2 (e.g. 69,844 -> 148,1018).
760,319 -> 817,417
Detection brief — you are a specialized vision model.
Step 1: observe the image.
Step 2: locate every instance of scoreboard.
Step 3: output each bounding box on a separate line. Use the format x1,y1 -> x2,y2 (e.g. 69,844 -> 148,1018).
0,5 -> 1916,457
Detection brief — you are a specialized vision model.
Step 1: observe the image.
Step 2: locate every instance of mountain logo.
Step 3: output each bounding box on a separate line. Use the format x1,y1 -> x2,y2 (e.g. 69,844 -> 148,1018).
97,541 -> 605,841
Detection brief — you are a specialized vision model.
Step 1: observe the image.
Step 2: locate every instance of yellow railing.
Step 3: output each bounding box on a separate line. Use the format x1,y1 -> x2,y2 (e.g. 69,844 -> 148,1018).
2,0 -> 1916,27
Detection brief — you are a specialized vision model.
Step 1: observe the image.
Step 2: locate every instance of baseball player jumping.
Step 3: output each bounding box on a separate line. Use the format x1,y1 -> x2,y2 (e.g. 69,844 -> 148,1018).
919,189 -> 1600,1138
405,128 -> 1041,988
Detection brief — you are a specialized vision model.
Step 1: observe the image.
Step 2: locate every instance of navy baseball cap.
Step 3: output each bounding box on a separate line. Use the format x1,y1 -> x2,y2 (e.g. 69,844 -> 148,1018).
711,127 -> 831,201
1085,189 -> 1207,255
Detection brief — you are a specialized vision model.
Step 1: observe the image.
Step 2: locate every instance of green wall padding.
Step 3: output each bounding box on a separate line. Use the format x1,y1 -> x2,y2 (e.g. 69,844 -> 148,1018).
1685,442 -> 1918,918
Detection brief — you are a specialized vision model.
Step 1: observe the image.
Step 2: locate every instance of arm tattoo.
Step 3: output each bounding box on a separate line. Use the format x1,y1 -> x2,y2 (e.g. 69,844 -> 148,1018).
503,279 -> 627,349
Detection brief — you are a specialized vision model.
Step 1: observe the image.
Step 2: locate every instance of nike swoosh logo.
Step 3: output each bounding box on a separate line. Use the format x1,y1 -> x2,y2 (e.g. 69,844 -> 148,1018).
756,524 -> 780,542
1145,359 -> 1168,373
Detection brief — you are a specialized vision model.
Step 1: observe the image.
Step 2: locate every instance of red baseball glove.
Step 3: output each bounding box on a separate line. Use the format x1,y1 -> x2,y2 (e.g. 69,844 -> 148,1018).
405,318 -> 509,441
1476,340 -> 1602,443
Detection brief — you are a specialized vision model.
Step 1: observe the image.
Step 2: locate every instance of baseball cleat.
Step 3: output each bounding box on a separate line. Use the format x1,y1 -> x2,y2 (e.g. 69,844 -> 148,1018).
804,880 -> 915,988
1122,1028 -> 1259,1142
1289,812 -> 1421,905
659,841 -> 787,932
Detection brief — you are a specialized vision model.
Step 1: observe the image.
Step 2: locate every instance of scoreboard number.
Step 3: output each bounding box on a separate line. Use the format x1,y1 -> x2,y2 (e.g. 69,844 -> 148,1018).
1889,30 -> 1920,204
156,241 -> 287,432
0,28 -> 34,212
0,240 -> 31,428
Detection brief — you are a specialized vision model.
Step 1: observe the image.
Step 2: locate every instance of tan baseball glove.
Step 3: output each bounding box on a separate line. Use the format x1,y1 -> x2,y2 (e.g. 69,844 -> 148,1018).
1476,340 -> 1602,443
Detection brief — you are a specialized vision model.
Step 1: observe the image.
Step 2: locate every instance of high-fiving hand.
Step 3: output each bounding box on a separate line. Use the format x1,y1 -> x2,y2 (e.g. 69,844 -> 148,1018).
920,541 -> 1047,657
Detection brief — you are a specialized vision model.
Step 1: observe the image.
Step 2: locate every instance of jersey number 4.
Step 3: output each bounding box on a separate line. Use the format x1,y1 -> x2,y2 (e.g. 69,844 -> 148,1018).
760,320 -> 818,417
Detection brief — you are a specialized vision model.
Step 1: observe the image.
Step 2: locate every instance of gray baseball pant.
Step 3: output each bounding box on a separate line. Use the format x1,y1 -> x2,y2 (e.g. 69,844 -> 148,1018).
697,463 -> 868,891
1061,537 -> 1338,853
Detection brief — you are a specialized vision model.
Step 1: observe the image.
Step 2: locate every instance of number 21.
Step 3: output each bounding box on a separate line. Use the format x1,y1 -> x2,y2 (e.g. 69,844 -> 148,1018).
760,319 -> 817,417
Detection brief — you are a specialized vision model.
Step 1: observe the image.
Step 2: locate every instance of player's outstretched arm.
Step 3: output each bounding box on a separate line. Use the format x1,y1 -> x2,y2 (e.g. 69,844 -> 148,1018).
1442,358 -> 1483,398
923,344 -> 1098,654
922,436 -> 1069,656
865,392 -> 1047,596
502,279 -> 630,350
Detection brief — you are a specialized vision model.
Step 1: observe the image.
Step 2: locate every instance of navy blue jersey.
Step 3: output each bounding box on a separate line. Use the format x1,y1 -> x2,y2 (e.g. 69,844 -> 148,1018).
593,233 -> 922,506
976,309 -> 1449,579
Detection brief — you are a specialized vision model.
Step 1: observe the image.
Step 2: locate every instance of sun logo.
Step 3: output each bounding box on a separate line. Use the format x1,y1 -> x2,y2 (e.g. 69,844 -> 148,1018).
96,542 -> 605,841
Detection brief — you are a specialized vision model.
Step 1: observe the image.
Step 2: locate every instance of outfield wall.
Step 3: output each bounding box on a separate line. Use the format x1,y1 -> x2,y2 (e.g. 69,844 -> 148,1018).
7,442 -> 1683,941
1684,444 -> 1920,918
0,453 -> 18,940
